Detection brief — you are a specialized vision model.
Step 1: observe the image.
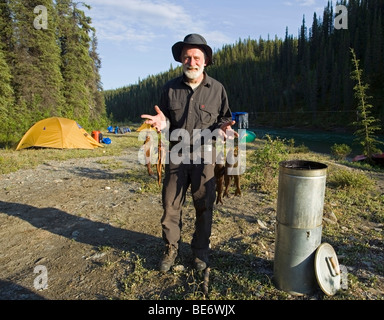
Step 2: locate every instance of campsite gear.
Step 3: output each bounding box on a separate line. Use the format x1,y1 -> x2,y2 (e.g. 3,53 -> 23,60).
314,243 -> 341,296
136,122 -> 154,132
232,112 -> 249,129
16,117 -> 103,150
274,160 -> 327,295
352,153 -> 384,166
240,130 -> 256,143
114,126 -> 131,134
172,33 -> 213,66
92,130 -> 101,143
102,137 -> 111,144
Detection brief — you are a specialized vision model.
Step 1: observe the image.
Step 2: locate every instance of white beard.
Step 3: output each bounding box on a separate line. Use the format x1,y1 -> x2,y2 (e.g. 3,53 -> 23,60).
183,65 -> 204,81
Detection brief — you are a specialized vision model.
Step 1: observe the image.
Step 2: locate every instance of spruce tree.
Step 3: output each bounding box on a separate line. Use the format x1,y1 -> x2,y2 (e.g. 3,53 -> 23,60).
10,0 -> 64,121
0,48 -> 14,146
88,31 -> 106,127
0,0 -> 14,64
350,48 -> 383,159
57,0 -> 95,127
0,0 -> 17,146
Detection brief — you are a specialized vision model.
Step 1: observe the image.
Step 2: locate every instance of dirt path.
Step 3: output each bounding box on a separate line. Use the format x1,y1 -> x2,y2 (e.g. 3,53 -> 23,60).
0,148 -> 166,299
1,148 -> 383,300
0,148 -> 271,300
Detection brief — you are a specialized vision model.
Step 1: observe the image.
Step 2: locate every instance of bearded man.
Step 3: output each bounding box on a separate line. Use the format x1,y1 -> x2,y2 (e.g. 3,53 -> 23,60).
141,34 -> 236,272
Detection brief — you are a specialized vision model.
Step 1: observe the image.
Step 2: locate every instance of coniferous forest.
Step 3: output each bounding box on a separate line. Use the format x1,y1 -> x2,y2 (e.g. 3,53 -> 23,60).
1,1 -> 383,148
104,0 -> 384,132
0,0 -> 106,147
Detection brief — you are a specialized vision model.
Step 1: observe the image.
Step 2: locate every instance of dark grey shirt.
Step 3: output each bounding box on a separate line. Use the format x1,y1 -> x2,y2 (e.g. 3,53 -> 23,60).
159,72 -> 233,139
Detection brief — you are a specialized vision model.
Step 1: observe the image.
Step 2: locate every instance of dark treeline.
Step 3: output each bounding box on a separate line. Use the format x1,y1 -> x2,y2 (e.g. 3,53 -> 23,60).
0,0 -> 106,147
104,0 -> 384,132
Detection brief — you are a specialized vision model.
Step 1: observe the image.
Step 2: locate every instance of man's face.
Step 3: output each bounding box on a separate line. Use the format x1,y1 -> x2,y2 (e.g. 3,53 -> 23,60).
181,46 -> 206,81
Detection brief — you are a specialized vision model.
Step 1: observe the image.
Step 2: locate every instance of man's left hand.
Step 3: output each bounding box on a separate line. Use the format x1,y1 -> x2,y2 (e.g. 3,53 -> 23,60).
219,120 -> 239,141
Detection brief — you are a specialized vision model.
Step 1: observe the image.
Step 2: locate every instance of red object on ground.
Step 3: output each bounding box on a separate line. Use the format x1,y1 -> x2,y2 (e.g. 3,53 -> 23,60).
92,130 -> 100,142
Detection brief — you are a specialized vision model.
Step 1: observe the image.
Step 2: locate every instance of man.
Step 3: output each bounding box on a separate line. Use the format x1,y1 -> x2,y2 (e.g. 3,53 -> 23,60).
141,34 -> 237,272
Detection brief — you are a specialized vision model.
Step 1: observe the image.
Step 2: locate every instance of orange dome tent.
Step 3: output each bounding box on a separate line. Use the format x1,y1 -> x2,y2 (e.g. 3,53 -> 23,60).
16,117 -> 103,150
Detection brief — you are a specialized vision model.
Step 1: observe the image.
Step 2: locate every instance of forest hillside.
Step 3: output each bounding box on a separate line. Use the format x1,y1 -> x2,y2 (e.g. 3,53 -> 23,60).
104,0 -> 384,131
0,0 -> 106,147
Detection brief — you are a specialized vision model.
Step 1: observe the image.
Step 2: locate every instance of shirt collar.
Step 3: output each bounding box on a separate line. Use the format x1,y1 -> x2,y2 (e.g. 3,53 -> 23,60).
180,71 -> 212,88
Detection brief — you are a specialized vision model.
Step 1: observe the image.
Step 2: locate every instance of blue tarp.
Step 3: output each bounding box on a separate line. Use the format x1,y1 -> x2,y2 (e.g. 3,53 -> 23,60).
102,137 -> 112,144
232,112 -> 249,129
107,126 -> 131,134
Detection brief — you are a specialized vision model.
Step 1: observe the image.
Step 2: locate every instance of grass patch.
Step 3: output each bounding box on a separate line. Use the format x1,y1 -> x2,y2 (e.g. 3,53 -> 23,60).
0,131 -> 142,175
327,167 -> 374,190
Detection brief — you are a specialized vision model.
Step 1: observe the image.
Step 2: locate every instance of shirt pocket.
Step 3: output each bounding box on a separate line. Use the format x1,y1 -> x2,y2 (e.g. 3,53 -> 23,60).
199,104 -> 218,126
169,101 -> 186,127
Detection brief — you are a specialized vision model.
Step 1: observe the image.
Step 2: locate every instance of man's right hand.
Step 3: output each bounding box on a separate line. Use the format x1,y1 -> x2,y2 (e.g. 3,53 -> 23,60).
141,105 -> 167,133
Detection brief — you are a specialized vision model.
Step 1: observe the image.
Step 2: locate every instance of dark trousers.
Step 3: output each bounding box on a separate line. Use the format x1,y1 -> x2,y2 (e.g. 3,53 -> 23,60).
161,159 -> 216,260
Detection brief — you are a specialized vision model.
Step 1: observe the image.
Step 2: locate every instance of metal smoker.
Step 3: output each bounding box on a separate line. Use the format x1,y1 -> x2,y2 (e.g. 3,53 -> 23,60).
273,160 -> 328,295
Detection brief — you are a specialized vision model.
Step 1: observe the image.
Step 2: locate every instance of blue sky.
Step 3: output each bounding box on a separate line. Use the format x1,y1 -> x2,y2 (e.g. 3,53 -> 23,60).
84,0 -> 332,90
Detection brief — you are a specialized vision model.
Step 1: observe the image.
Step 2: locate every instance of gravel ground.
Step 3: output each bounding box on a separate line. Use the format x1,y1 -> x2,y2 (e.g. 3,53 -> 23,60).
0,147 -> 383,301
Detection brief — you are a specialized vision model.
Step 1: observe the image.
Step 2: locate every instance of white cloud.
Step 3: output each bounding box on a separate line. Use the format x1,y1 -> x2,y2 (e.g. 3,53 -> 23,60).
85,0 -> 230,49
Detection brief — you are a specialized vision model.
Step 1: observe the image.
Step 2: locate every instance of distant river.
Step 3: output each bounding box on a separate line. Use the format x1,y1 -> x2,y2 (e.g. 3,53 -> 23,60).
247,127 -> 384,157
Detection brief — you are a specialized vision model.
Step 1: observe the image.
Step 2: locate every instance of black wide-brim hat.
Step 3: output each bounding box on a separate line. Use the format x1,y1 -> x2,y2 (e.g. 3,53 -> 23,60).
172,34 -> 213,66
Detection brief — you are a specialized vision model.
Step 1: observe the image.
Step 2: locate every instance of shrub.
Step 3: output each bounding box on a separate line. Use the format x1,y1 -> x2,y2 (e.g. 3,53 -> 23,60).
247,135 -> 289,194
331,143 -> 352,160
